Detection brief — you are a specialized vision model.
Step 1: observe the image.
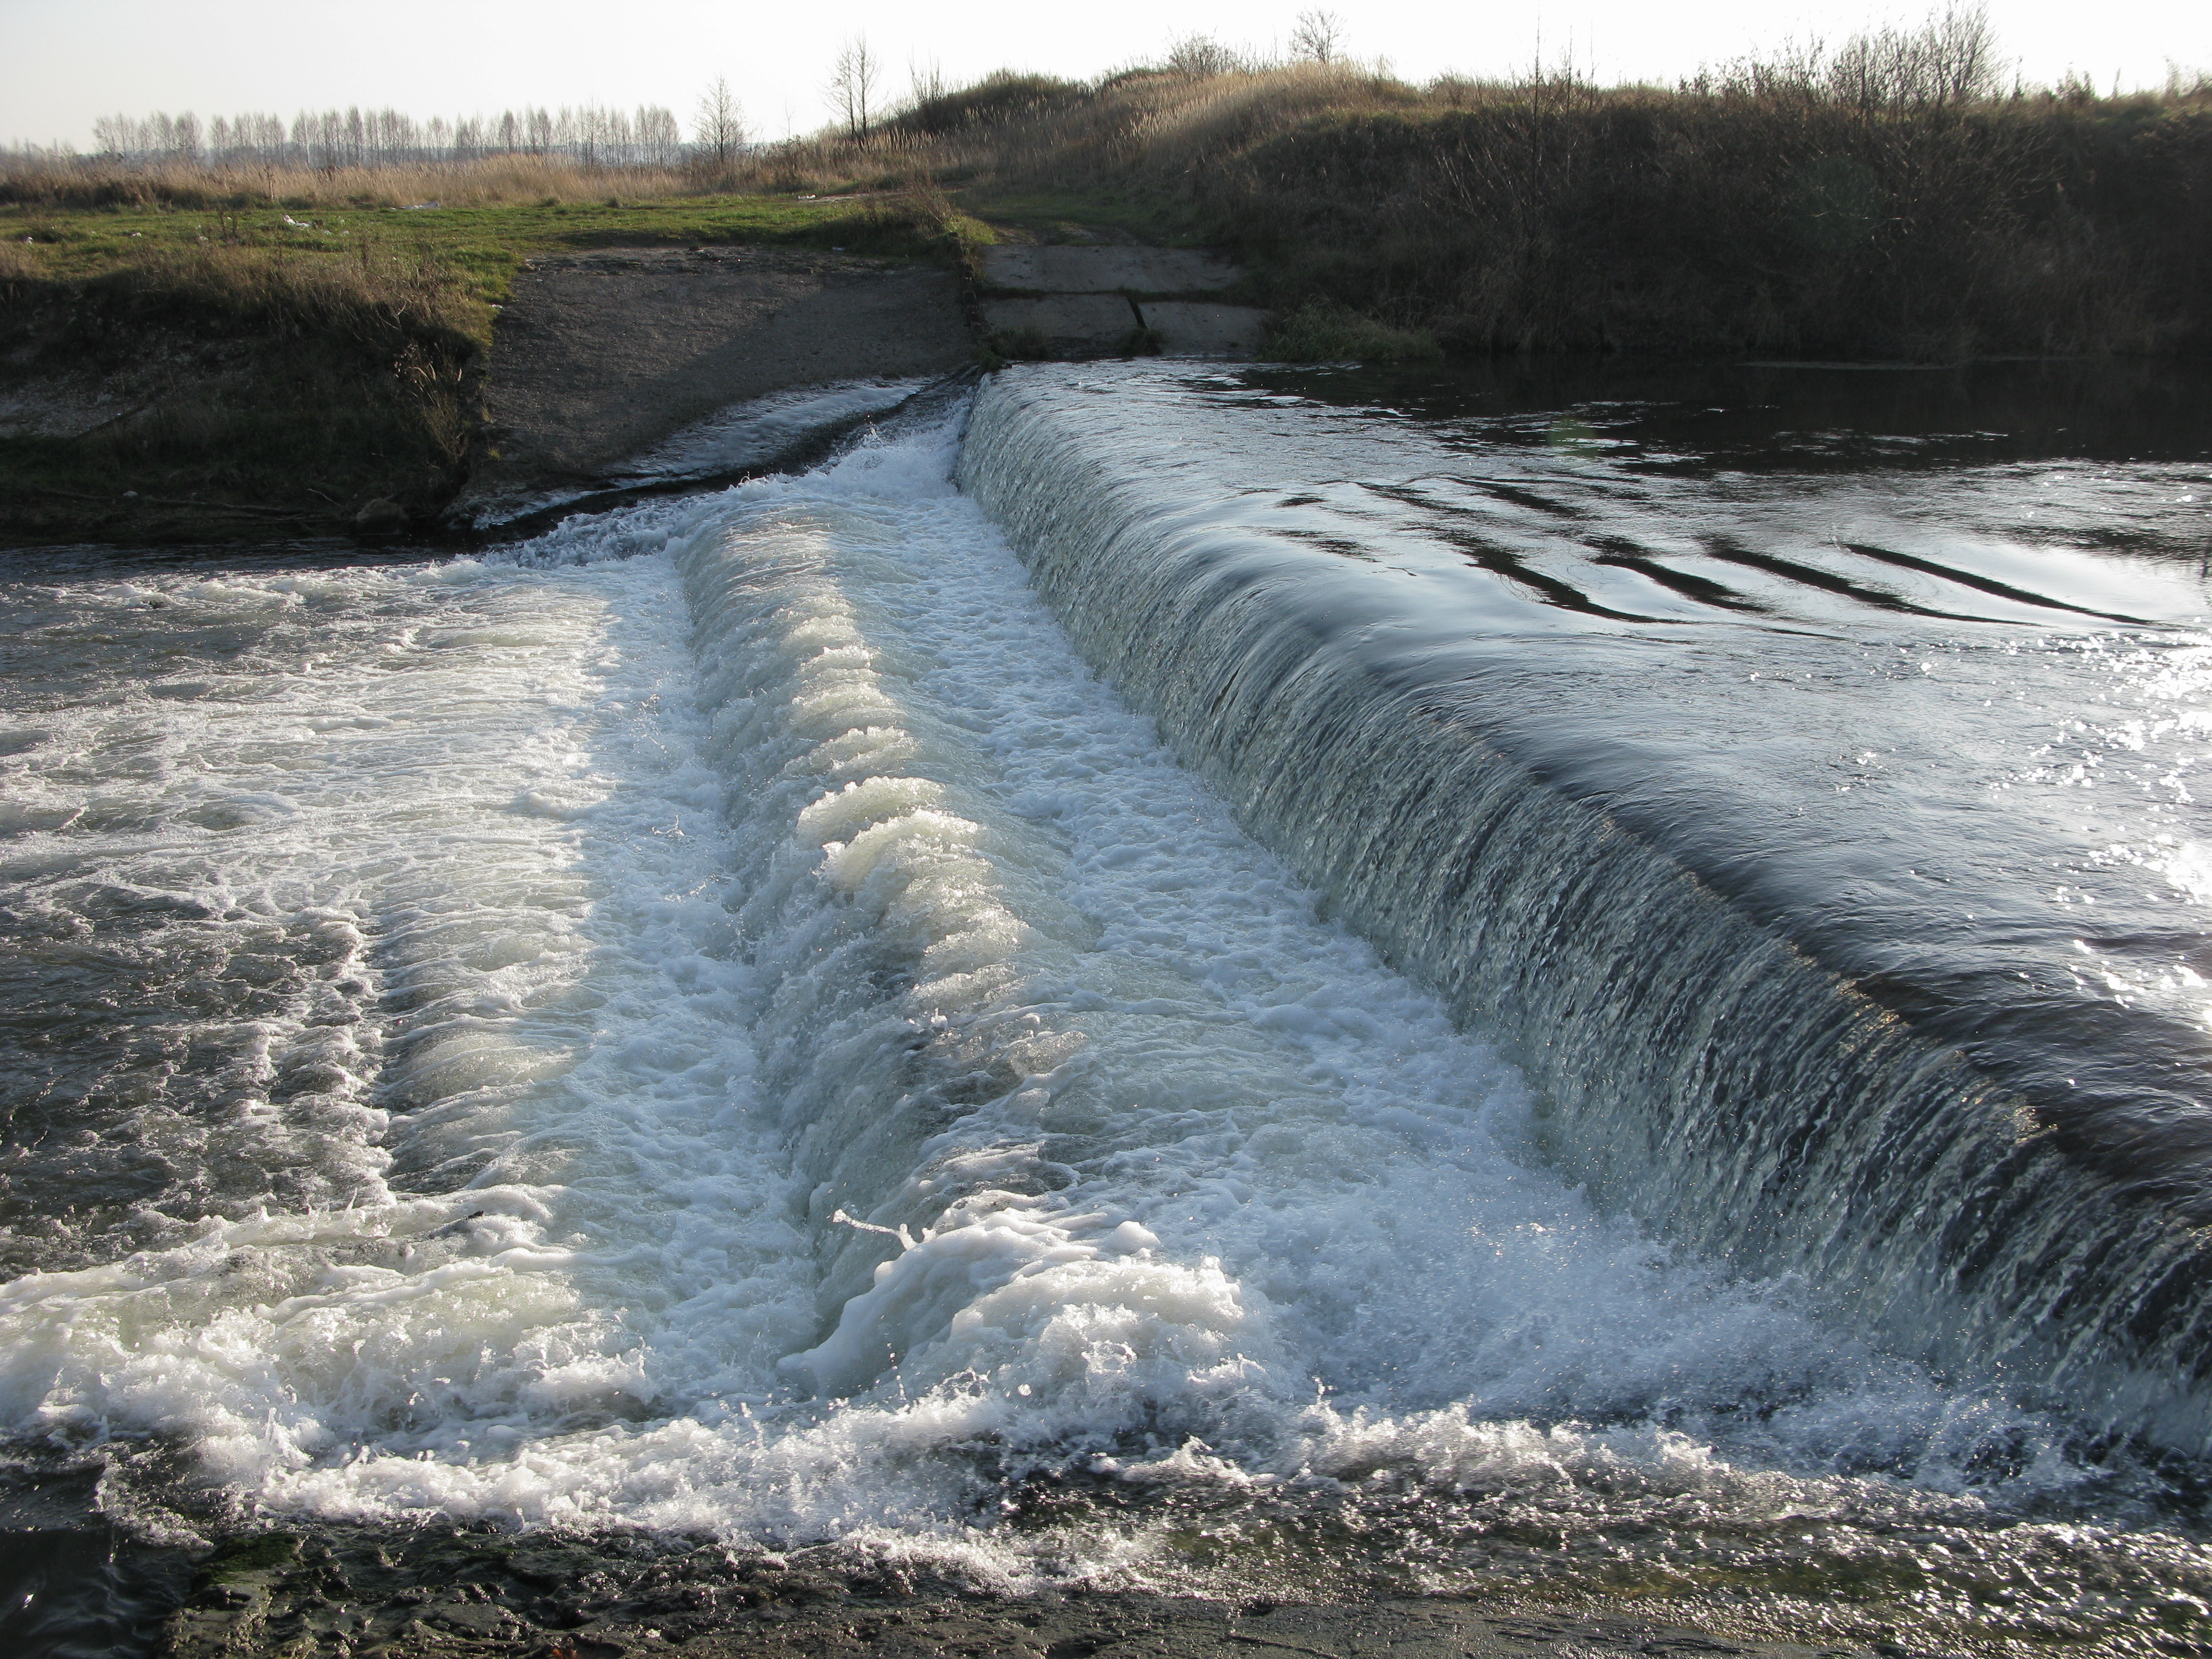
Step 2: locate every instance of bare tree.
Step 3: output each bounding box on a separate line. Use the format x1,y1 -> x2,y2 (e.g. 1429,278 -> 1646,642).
1701,3 -> 2004,113
828,35 -> 881,142
1824,3 -> 2005,112
1922,3 -> 2004,106
909,55 -> 950,112
695,77 -> 747,166
638,105 -> 682,167
1165,33 -> 1241,76
1290,9 -> 1346,65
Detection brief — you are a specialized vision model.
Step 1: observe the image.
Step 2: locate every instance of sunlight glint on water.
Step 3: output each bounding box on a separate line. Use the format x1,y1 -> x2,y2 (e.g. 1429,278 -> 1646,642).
2,375 -> 2211,1652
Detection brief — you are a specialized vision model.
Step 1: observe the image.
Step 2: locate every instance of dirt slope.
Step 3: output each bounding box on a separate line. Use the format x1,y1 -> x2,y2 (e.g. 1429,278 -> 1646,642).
460,245 -> 972,515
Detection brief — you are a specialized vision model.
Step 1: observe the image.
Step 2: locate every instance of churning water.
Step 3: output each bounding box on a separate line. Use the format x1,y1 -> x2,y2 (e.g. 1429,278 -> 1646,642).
6,361 -> 2212,1653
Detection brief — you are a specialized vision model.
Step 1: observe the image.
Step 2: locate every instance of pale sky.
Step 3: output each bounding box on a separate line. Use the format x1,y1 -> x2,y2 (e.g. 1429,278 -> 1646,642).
2,0 -> 2206,150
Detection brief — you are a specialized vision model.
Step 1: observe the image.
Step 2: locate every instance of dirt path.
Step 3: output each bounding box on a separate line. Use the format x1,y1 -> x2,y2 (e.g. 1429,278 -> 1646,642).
461,246 -> 972,514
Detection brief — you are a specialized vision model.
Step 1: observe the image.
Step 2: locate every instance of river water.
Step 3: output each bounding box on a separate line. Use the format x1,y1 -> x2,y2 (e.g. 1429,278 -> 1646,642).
4,359 -> 2212,1655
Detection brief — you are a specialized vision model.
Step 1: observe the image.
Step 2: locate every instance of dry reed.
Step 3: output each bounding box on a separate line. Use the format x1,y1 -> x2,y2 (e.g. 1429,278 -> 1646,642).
0,153 -> 698,211
7,49 -> 2209,366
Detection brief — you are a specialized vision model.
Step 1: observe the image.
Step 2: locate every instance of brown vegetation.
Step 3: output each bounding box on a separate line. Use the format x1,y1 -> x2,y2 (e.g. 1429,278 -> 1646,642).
0,152 -> 698,212
12,29 -> 2207,363
2,17 -> 2207,545
15,51 -> 2166,364
1,241 -> 481,540
865,55 -> 2212,359
1209,76 -> 2212,357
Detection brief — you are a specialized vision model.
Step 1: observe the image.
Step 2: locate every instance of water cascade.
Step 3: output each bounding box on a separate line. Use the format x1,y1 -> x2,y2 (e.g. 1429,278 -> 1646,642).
958,366 -> 2212,1453
8,369 -> 2212,1652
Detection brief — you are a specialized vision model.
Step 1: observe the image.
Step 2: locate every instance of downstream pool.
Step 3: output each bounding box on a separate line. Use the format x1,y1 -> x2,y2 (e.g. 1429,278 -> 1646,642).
5,358 -> 2211,1656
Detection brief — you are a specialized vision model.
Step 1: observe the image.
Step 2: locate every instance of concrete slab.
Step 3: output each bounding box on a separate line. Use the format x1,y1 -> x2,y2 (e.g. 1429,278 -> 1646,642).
980,246 -> 1241,294
980,294 -> 1142,356
463,246 -> 971,508
1138,301 -> 1272,357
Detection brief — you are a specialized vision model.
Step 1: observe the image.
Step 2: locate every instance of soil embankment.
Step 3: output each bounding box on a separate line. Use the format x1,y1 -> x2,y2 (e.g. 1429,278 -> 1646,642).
459,245 -> 972,520
0,253 -> 479,546
0,242 -> 975,545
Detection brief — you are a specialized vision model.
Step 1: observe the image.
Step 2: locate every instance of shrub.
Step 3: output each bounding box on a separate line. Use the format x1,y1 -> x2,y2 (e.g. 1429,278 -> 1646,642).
1266,299 -> 1441,361
890,72 -> 1087,137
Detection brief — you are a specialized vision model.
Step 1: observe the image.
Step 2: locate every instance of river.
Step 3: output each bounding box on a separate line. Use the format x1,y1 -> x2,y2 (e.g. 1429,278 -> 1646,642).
4,358 -> 2211,1655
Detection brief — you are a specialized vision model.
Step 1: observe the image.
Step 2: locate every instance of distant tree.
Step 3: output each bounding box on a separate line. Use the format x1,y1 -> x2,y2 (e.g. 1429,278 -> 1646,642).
695,77 -> 747,165
1913,2 -> 2006,106
829,36 -> 882,140
638,105 -> 682,166
908,55 -> 950,113
1823,3 -> 2006,112
1165,33 -> 1241,76
1290,9 -> 1345,65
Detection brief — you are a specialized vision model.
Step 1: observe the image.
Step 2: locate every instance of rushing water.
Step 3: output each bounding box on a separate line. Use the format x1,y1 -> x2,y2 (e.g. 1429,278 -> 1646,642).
4,361 -> 2212,1655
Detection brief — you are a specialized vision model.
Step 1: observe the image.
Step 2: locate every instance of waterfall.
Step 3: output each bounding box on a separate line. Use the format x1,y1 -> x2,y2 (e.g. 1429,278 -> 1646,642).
958,371 -> 2212,1454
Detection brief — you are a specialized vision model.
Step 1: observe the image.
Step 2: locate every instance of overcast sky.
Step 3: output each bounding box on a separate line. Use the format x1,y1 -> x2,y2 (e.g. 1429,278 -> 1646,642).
3,0 -> 2206,150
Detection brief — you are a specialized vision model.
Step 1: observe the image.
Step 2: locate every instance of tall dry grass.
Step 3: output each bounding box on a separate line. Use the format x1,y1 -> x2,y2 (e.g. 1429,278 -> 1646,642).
73,239 -> 481,340
2,235 -> 483,523
720,58 -> 2211,357
1199,79 -> 2212,356
0,152 -> 700,211
8,49 -> 2209,361
0,64 -> 1419,210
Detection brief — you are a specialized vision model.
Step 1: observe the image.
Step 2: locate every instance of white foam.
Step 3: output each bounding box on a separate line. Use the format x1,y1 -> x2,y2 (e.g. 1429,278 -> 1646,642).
0,409 -> 2111,1579
610,379 -> 931,482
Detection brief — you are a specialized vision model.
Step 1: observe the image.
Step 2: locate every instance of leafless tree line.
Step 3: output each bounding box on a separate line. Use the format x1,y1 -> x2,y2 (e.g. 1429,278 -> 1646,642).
87,102 -> 690,170
65,12 -> 1354,177
1163,11 -> 1349,79
1694,3 -> 2008,111
51,2 -> 2041,189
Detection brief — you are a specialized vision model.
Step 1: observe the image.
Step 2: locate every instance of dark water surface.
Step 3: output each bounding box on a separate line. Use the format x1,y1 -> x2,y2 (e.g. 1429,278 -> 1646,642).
6,363 -> 2212,1656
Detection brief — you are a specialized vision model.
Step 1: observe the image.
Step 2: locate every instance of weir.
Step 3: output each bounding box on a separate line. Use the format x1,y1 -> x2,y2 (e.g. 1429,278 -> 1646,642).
957,369 -> 2212,1452
17,376 -> 2212,1657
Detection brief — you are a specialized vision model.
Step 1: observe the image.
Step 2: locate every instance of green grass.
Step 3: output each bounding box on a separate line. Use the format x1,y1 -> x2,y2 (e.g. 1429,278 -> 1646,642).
4,191 -> 975,345
0,189 -> 988,544
951,186 -> 1205,248
1264,299 -> 1441,361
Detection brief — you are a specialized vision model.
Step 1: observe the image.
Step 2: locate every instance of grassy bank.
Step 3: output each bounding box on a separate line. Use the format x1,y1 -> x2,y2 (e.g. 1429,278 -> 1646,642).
0,186 -> 982,544
878,64 -> 2212,361
4,44 -> 2208,544
488,55 -> 2203,362
1203,82 -> 2212,358
13,60 -> 2210,365
0,237 -> 479,542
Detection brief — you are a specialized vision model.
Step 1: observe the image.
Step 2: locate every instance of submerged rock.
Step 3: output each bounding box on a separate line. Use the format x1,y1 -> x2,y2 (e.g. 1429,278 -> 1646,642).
351,497 -> 409,535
